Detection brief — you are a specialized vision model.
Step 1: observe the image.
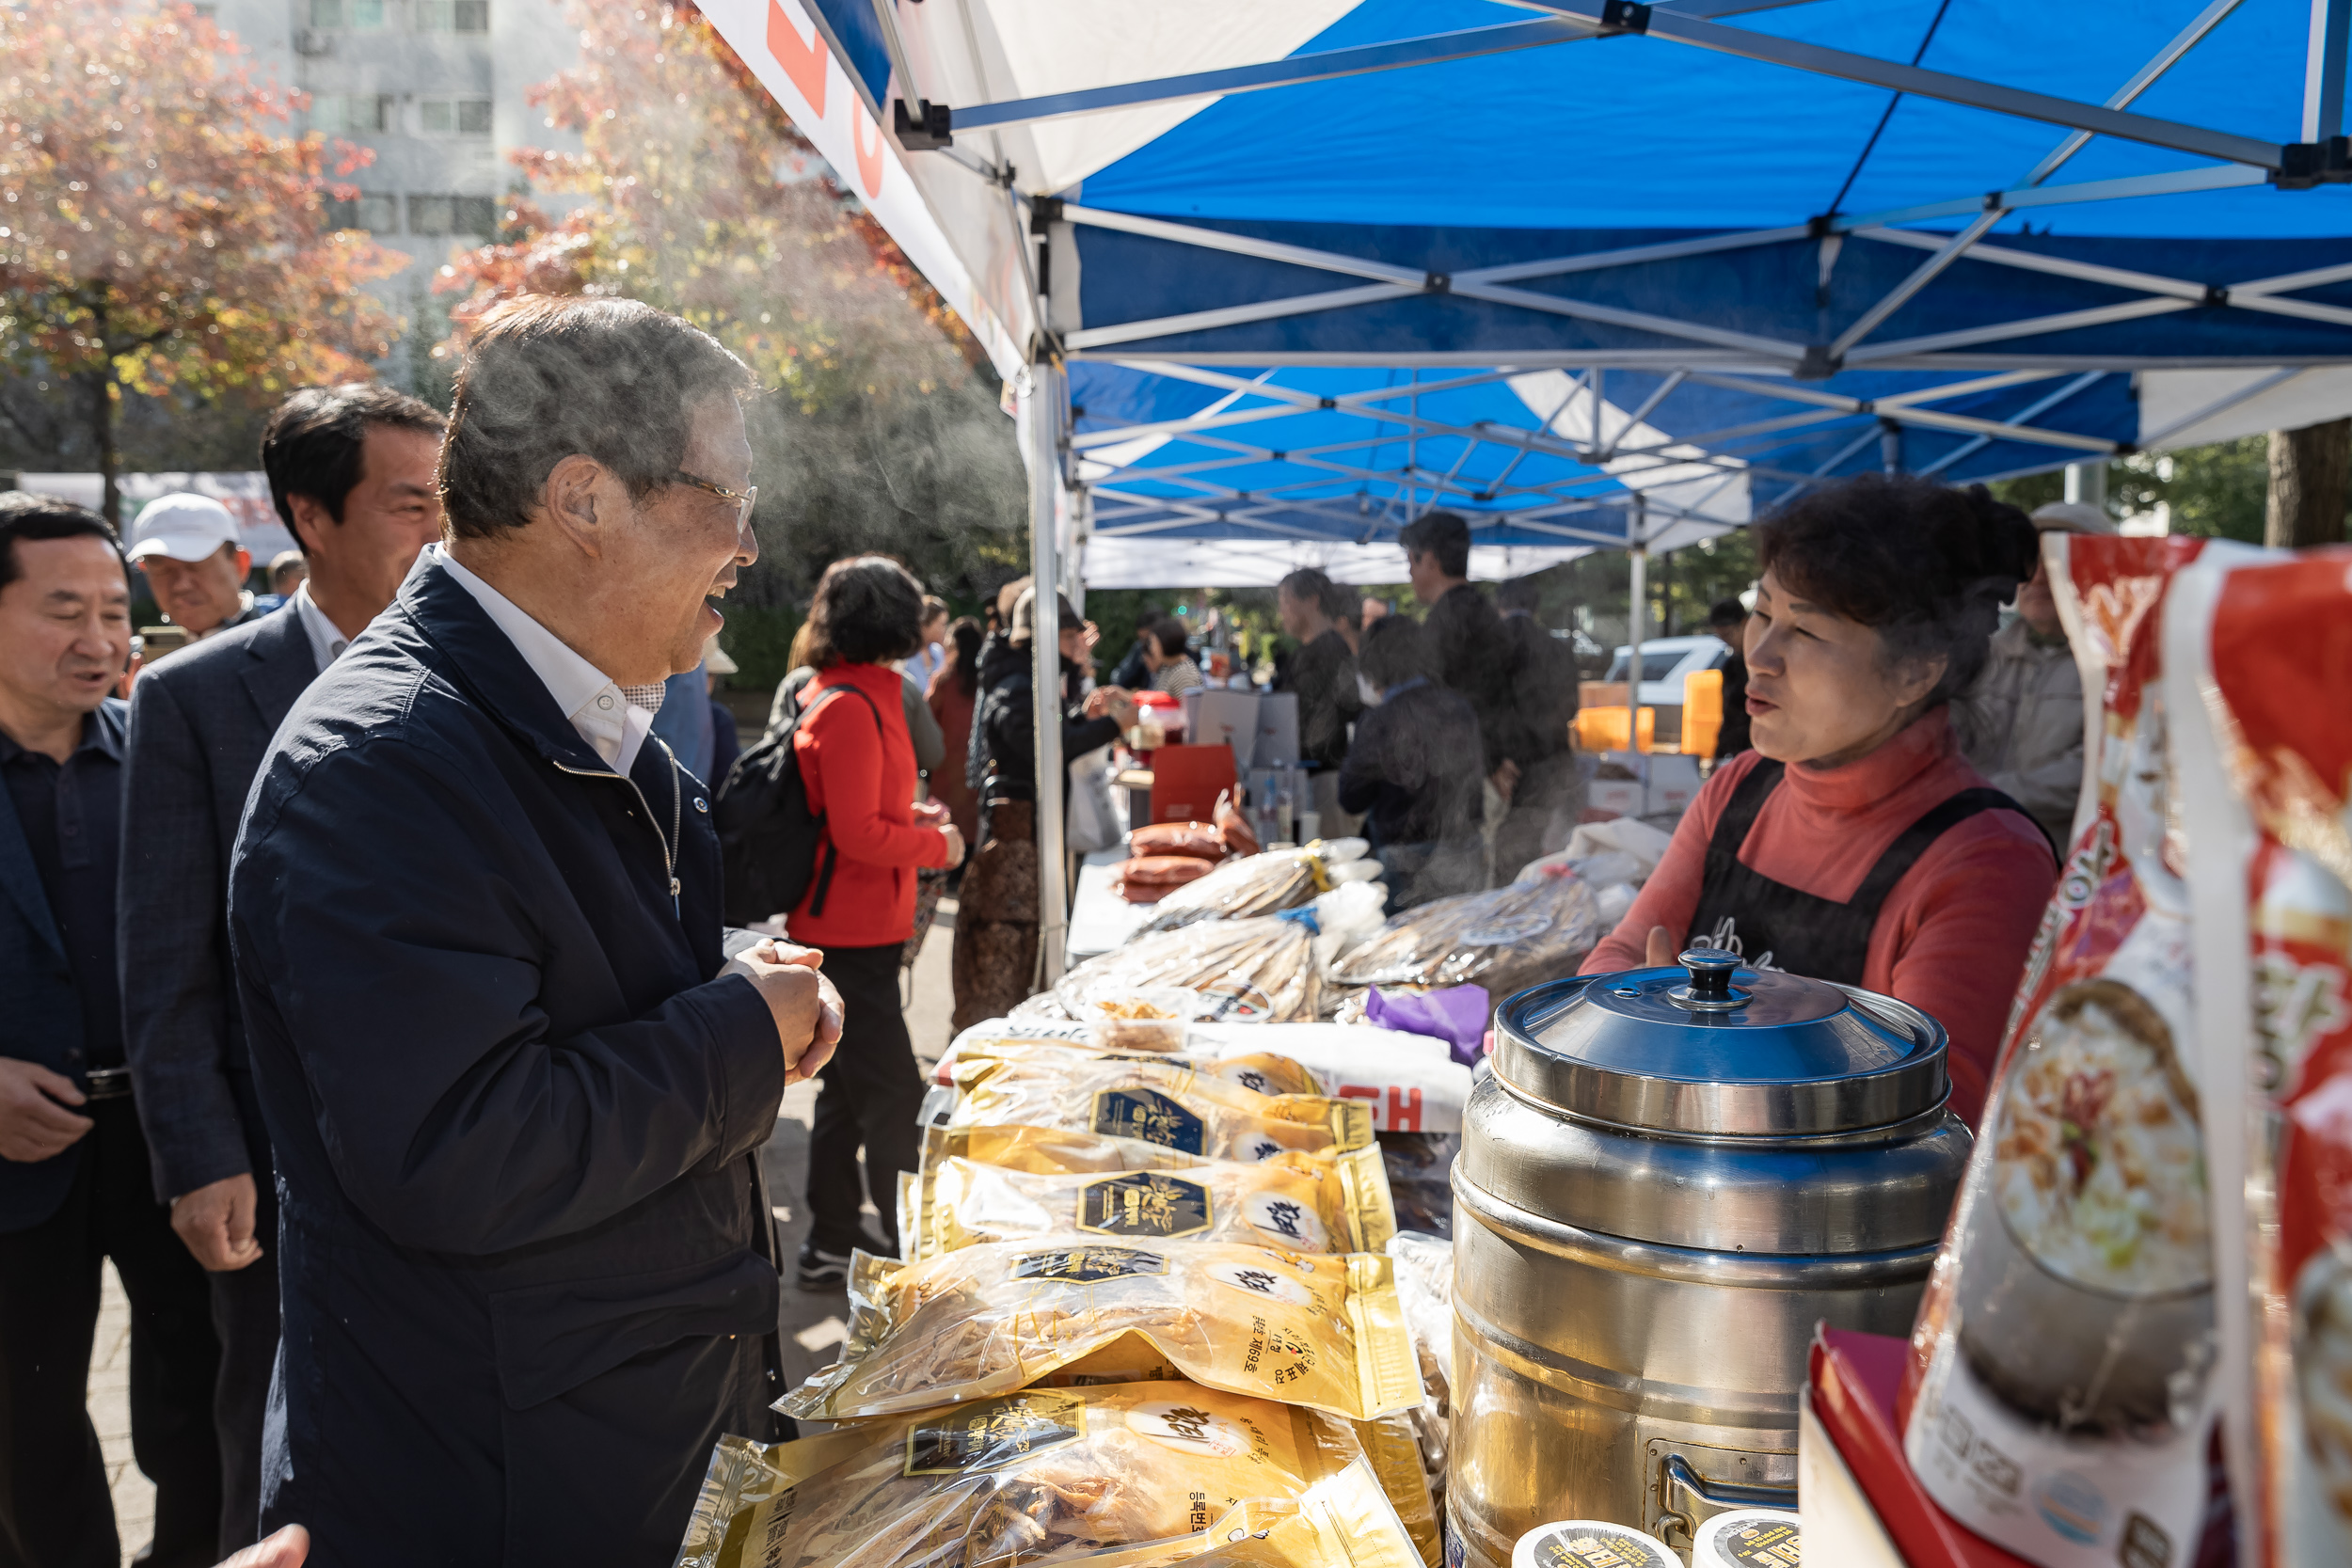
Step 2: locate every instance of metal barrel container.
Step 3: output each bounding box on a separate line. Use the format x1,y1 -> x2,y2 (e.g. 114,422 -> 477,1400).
1450,949 -> 1972,1563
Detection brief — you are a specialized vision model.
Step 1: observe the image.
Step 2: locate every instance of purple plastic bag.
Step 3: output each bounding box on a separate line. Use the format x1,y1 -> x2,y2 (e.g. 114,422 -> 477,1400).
1364,984 -> 1492,1066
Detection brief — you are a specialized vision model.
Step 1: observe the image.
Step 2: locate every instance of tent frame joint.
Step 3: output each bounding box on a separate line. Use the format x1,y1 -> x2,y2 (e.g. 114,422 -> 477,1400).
1794,343 -> 1840,380
2276,135 -> 2352,188
1600,1 -> 1653,34
893,99 -> 953,150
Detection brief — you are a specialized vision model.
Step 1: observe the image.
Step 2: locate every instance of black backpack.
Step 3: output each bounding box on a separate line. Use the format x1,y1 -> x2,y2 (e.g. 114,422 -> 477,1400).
713,682 -> 882,927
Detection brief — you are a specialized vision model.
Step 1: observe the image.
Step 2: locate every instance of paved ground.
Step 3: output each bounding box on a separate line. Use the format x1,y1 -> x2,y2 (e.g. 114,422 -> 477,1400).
90,895 -> 962,1564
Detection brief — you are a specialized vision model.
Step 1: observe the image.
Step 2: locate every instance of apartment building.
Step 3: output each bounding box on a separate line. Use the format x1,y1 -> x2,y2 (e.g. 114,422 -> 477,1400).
208,0 -> 581,361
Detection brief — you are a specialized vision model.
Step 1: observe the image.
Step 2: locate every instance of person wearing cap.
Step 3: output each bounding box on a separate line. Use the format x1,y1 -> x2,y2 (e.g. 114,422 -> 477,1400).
1952,499 -> 2113,852
0,491 -> 223,1568
953,586 -> 1137,1029
127,493 -> 262,644
118,382 -> 446,1556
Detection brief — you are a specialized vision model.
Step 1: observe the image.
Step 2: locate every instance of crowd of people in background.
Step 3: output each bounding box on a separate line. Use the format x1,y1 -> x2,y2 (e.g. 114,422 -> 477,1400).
0,283 -> 2119,1566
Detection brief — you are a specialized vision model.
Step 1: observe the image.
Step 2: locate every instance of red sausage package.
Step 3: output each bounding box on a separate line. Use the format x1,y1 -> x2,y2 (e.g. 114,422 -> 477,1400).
2167,545 -> 2352,1568
1900,534 -> 2245,1568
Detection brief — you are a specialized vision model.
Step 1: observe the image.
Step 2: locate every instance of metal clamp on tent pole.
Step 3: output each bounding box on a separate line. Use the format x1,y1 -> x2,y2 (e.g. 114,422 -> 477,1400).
1599,1 -> 1651,34
894,100 -> 953,150
2276,136 -> 2352,187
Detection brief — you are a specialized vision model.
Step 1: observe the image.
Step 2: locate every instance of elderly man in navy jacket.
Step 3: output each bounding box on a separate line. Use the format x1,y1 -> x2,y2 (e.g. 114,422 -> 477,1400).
0,493 -> 221,1567
227,296 -> 840,1566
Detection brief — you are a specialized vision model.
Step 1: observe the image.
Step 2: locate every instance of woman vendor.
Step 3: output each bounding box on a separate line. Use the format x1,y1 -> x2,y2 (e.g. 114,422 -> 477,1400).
1581,474 -> 2059,1127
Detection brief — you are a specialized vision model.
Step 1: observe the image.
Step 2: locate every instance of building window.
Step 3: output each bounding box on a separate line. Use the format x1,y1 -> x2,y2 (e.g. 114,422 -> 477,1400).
312,94 -> 392,134
416,0 -> 489,32
406,194 -> 498,236
326,193 -> 398,232
310,0 -> 386,29
418,98 -> 493,137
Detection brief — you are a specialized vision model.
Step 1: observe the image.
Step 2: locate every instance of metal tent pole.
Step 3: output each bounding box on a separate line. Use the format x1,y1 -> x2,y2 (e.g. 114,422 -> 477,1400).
1626,499 -> 1646,763
1024,358 -> 1071,987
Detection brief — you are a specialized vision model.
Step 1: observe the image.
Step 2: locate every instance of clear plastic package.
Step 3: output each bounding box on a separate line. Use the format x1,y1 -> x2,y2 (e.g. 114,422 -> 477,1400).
1056,912 -> 1326,1022
781,1241 -> 1423,1424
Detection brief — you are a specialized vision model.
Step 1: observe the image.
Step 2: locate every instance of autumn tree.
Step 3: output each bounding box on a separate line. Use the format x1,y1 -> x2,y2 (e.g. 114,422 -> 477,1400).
438,1 -> 1025,683
0,0 -> 405,518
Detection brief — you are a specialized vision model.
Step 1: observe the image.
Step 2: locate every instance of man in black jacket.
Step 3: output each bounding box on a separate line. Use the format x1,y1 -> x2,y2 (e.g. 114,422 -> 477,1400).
1399,512 -> 1516,813
1337,616 -> 1484,910
227,296 -> 842,1566
119,383 -> 444,1556
0,494 -> 220,1568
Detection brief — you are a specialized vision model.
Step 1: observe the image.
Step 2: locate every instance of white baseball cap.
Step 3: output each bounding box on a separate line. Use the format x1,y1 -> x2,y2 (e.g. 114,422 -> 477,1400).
127,493 -> 243,563
2029,500 -> 2118,536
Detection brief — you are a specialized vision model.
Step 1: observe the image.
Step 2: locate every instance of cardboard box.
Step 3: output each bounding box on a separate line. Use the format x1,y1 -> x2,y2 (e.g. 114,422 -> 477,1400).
1587,778 -> 1645,818
1645,753 -> 1705,816
1189,690 -> 1261,764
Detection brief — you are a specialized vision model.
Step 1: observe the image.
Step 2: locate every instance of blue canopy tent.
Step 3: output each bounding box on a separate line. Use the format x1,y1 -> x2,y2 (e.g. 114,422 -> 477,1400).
702,0 -> 2352,976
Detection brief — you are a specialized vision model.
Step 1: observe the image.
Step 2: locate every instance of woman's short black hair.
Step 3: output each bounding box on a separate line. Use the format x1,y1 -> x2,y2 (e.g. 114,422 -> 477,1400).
1356,613 -> 1437,690
1149,619 -> 1190,658
803,555 -> 926,667
1755,473 -> 2039,706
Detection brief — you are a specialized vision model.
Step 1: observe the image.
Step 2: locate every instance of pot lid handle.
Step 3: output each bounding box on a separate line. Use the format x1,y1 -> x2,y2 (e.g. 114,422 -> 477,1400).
1670,946 -> 1749,1012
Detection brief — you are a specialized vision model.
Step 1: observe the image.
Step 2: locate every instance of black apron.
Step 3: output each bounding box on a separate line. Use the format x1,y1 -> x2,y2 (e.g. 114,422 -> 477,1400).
1685,759 -> 2054,985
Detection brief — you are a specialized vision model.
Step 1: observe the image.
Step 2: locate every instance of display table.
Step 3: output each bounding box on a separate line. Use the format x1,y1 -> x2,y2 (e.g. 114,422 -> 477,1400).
1066,847 -> 1150,961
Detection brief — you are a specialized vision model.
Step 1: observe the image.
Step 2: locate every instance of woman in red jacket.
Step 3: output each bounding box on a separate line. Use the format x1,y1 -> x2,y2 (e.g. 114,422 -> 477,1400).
787,556 -> 962,1287
1581,476 -> 2058,1128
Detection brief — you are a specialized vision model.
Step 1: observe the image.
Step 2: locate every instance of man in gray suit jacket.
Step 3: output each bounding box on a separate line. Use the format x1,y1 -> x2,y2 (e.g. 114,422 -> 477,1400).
119,383 -> 444,1555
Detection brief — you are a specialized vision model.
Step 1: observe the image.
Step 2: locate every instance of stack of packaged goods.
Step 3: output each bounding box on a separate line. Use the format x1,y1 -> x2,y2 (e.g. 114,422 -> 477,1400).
1810,534 -> 2352,1568
675,1027 -> 1443,1568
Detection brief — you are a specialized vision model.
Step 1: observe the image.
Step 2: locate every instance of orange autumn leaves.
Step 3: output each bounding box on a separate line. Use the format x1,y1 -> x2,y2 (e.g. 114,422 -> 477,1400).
435,1 -> 978,413
0,0 -> 405,499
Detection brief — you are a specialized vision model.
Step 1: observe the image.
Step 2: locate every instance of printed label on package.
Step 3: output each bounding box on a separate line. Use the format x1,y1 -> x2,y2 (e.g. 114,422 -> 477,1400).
1076,1173 -> 1213,1239
1091,1087 -> 1207,1152
904,1391 -> 1084,1476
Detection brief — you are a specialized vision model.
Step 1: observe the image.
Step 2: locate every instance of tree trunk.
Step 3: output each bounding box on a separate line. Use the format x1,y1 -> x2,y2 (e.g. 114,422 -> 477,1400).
2265,419 -> 2352,547
87,371 -> 119,531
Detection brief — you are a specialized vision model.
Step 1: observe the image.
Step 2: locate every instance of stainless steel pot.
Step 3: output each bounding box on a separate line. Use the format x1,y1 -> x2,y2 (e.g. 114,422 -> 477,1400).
1449,949 -> 1972,1564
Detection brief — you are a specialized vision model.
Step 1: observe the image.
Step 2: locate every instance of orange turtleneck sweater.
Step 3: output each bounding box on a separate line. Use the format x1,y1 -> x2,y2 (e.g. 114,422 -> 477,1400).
1581,709 -> 2057,1128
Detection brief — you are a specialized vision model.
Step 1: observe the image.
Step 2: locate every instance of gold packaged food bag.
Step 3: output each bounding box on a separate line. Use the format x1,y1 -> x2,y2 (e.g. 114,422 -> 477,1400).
947,1053 -> 1373,1162
1055,1458 -> 1425,1568
782,1241 -> 1422,1424
907,1137 -> 1397,1261
953,1037 -> 1325,1100
672,1383 -> 1362,1568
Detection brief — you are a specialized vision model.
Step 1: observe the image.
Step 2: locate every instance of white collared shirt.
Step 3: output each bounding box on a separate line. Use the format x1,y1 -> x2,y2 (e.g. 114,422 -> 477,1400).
429,546 -> 658,776
290,580 -> 350,674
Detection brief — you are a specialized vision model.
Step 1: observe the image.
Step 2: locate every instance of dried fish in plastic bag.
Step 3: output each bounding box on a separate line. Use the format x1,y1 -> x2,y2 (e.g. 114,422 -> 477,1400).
907,1132 -> 1396,1260
1138,842 -> 1371,935
1327,874 -> 1602,1000
946,1049 -> 1373,1162
675,1383 -> 1363,1568
781,1242 -> 1423,1424
1057,1458 -> 1425,1568
1054,912 -> 1324,1022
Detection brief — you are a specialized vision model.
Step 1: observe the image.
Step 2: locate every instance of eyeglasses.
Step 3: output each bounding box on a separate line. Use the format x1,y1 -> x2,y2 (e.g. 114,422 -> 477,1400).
670,470 -> 758,529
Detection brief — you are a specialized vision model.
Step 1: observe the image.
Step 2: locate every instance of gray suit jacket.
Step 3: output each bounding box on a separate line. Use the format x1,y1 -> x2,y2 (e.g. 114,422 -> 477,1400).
119,606 -> 318,1202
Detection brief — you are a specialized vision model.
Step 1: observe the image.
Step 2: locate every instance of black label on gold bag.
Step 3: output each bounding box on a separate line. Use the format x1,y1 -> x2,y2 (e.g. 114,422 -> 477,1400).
1077,1173 -> 1213,1239
904,1391 -> 1084,1476
1091,1087 -> 1206,1153
1010,1245 -> 1171,1283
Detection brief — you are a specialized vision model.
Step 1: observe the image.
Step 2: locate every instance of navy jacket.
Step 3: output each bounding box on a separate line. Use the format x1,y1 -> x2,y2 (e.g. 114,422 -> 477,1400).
120,605 -> 317,1204
0,700 -> 125,1232
227,558 -> 787,1566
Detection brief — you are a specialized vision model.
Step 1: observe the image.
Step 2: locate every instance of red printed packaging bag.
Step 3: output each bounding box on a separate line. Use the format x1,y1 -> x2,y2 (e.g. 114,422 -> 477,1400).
1901,533 -> 2240,1568
2167,546 -> 2352,1568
